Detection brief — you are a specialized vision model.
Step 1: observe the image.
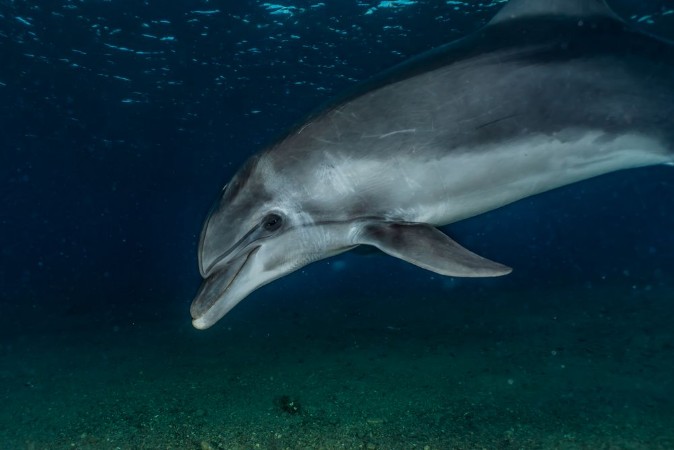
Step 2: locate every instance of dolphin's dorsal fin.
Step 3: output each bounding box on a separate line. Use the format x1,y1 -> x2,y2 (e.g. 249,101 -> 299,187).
488,0 -> 622,26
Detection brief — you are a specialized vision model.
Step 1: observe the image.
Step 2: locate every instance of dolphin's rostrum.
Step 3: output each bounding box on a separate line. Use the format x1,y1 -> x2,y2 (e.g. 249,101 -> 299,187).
191,0 -> 674,329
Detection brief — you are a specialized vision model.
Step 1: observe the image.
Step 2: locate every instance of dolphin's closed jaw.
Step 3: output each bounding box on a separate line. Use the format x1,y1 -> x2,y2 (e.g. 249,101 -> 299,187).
190,248 -> 256,329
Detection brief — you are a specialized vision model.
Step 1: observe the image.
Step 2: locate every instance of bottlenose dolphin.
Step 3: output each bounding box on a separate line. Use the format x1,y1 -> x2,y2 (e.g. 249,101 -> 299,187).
191,0 -> 674,329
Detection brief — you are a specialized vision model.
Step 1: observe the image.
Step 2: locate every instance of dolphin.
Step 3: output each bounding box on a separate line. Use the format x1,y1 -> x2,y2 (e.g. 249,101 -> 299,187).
190,0 -> 674,329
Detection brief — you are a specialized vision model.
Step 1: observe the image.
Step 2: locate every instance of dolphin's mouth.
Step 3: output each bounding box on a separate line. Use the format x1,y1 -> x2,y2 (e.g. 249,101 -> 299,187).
190,247 -> 257,329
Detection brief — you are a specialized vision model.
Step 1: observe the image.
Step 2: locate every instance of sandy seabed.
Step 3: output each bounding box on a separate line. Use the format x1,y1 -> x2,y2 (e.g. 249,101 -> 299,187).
1,283 -> 673,450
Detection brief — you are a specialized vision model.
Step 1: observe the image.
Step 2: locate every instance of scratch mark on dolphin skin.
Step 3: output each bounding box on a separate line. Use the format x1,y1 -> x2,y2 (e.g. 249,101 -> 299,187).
314,137 -> 338,144
379,128 -> 417,139
475,113 -> 519,130
297,122 -> 313,134
364,129 -> 417,139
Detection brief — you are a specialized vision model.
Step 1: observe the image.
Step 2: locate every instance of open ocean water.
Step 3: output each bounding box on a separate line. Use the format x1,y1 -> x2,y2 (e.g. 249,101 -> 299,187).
2,1 -> 674,449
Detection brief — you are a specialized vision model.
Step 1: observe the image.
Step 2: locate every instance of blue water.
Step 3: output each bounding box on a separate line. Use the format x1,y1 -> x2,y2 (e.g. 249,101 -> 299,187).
1,0 -> 673,324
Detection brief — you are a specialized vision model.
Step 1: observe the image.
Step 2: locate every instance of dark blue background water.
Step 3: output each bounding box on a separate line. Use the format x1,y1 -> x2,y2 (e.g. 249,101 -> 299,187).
2,1 -> 673,328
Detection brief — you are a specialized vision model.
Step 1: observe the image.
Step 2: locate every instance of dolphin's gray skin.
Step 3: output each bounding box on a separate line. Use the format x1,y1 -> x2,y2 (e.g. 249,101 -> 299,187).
191,0 -> 674,329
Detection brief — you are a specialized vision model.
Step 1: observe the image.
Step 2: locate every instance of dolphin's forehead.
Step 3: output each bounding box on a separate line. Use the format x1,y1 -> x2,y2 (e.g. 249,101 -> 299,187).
199,156 -> 273,276
221,155 -> 263,203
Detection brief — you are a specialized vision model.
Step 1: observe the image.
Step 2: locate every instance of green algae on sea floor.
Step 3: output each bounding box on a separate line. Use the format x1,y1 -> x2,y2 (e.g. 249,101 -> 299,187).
1,283 -> 673,449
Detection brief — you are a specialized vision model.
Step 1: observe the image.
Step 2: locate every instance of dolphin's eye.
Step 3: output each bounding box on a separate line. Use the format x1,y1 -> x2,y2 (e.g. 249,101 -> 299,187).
262,214 -> 283,232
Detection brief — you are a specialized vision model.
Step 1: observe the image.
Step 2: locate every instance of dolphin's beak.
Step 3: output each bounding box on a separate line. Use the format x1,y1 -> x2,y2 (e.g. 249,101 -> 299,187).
190,248 -> 258,329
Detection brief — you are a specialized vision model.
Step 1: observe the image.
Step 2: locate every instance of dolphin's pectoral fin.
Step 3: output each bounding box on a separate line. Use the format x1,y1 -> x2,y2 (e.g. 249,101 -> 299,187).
356,222 -> 512,277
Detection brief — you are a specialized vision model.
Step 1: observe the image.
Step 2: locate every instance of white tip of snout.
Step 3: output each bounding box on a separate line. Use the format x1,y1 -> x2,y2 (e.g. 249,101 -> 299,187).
192,317 -> 212,330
